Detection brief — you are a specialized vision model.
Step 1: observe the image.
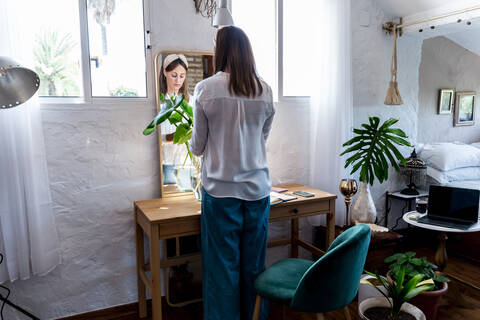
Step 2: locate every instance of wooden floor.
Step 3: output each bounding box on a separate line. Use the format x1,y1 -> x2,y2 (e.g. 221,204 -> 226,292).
59,247 -> 480,320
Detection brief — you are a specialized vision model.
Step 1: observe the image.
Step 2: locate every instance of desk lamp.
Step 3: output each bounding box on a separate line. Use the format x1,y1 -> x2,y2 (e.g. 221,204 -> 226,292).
399,149 -> 427,195
0,56 -> 41,319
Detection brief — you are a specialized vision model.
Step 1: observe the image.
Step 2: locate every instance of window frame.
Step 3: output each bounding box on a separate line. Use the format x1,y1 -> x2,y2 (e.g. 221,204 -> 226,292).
39,0 -> 154,104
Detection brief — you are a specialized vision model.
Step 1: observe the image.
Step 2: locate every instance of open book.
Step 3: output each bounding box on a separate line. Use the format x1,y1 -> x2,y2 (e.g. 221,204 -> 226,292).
270,191 -> 297,205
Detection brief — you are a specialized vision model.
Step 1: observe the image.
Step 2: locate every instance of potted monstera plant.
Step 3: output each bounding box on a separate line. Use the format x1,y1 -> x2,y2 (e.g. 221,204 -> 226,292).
359,265 -> 434,320
143,93 -> 202,200
385,252 -> 449,320
341,117 -> 411,223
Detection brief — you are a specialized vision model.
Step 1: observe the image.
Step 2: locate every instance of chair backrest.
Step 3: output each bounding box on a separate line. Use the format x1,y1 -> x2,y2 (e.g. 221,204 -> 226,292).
290,224 -> 371,313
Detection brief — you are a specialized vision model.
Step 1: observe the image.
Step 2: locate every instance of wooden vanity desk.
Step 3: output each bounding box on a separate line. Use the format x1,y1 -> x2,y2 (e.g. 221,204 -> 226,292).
134,184 -> 336,320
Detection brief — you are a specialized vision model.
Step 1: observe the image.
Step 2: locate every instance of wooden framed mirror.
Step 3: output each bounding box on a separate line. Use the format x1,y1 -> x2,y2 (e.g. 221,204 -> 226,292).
154,50 -> 214,197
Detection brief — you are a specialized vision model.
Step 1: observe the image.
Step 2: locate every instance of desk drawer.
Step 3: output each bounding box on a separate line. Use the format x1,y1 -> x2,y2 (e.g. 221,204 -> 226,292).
158,219 -> 201,239
270,200 -> 330,221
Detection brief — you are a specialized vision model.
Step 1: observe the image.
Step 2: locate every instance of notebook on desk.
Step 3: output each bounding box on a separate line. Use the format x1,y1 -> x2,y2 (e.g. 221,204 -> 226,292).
417,185 -> 480,230
270,191 -> 297,205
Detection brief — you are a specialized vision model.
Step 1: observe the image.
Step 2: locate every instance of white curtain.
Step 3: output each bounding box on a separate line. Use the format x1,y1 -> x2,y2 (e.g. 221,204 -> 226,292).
309,0 -> 353,226
0,1 -> 61,282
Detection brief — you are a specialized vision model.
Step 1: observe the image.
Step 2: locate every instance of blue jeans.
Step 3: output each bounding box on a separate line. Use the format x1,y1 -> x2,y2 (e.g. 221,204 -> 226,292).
201,188 -> 270,320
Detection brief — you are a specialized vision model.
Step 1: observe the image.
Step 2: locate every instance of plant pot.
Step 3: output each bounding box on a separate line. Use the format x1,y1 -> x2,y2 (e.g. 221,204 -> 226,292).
410,281 -> 448,320
351,182 -> 377,223
358,274 -> 387,304
359,297 -> 426,320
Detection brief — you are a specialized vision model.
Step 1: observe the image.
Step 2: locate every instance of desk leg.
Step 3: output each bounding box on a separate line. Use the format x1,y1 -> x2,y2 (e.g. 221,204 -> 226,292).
150,225 -> 163,320
326,199 -> 336,248
135,215 -> 147,318
291,218 -> 299,258
435,232 -> 448,271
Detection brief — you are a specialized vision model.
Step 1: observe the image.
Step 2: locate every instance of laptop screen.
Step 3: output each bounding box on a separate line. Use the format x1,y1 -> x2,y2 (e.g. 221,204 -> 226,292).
428,185 -> 480,223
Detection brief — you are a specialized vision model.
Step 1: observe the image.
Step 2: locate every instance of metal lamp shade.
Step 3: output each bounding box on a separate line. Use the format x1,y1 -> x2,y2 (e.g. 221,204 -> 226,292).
399,149 -> 427,195
0,56 -> 40,109
212,7 -> 234,27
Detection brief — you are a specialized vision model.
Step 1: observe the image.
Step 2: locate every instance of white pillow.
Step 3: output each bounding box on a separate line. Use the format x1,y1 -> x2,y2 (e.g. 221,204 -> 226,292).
419,142 -> 480,171
427,166 -> 480,184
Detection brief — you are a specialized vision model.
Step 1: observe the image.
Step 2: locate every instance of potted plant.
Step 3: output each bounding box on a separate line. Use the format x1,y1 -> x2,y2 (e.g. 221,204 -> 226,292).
341,117 -> 411,223
359,265 -> 434,320
385,252 -> 449,320
143,93 -> 202,200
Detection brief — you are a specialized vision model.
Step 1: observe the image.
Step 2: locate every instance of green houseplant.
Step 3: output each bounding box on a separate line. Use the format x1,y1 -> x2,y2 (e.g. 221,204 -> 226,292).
341,117 -> 412,223
143,93 -> 201,198
385,252 -> 449,320
359,265 -> 434,320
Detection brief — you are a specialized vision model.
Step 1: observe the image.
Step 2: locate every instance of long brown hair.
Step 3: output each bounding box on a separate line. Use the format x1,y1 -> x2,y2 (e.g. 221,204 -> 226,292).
215,26 -> 263,98
159,58 -> 189,102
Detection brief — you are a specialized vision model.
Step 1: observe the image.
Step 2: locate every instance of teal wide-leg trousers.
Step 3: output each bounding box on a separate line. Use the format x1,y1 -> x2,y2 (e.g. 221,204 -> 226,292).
201,188 -> 270,320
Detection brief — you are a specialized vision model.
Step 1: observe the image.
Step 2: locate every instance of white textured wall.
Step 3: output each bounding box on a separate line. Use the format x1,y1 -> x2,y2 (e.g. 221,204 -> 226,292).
352,0 -> 423,228
418,36 -> 480,144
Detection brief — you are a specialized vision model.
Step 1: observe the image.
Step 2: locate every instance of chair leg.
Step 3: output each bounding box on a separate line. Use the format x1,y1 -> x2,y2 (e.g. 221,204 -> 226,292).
343,306 -> 352,320
252,295 -> 262,320
316,313 -> 325,320
282,305 -> 286,320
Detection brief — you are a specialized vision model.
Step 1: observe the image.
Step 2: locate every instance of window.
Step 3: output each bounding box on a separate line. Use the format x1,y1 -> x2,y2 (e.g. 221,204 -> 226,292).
233,0 -> 318,99
87,1 -> 147,97
6,0 -> 148,99
11,0 -> 83,97
233,0 -> 277,99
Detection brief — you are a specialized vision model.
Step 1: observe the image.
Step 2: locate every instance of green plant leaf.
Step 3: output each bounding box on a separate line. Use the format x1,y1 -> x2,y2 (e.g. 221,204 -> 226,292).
340,142 -> 370,156
168,112 -> 183,124
173,123 -> 192,144
143,121 -> 156,135
385,128 -> 408,138
401,273 -> 424,297
350,160 -> 365,175
435,275 -> 450,282
404,283 -> 435,301
182,100 -> 194,117
384,134 -> 411,147
378,118 -> 399,131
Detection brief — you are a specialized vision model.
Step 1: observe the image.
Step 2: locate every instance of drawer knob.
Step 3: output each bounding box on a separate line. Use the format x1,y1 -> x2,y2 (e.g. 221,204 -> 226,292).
292,208 -> 299,214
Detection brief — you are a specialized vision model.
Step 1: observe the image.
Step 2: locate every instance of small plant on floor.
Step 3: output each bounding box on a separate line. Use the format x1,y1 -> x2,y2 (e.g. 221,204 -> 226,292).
385,252 -> 449,291
362,265 -> 434,320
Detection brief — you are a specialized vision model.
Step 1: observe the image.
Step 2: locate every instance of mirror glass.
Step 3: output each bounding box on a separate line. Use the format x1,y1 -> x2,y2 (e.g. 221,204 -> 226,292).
155,51 -> 214,196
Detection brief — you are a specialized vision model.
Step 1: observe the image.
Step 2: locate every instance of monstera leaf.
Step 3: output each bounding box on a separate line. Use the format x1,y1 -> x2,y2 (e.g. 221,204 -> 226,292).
142,93 -> 188,136
341,117 -> 411,185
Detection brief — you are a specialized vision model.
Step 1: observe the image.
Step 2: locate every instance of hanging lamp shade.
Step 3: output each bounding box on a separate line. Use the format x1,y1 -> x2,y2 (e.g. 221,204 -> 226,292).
212,0 -> 234,28
0,56 -> 40,109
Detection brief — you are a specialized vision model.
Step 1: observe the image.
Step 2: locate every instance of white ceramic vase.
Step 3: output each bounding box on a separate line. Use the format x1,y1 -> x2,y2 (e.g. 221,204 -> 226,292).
351,182 -> 377,223
359,297 -> 426,320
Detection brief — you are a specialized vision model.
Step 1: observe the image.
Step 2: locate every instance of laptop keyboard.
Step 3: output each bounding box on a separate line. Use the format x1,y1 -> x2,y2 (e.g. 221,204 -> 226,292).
417,216 -> 473,230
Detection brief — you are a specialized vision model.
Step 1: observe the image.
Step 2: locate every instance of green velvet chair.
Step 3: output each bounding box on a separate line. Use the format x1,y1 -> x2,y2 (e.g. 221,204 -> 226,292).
252,224 -> 371,320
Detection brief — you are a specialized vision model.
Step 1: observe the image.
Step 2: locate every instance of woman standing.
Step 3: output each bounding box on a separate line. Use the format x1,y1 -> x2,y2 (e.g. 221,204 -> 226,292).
190,26 -> 275,320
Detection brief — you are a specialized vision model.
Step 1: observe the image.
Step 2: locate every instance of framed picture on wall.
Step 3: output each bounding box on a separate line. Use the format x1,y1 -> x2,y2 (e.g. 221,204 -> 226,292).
438,89 -> 454,114
454,91 -> 476,126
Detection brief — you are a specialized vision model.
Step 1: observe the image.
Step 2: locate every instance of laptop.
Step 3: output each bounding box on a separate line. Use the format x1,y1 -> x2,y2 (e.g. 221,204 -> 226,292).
417,185 -> 480,230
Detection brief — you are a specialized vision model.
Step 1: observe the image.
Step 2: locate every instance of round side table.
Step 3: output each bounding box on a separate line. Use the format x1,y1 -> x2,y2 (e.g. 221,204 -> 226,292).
403,211 -> 480,271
